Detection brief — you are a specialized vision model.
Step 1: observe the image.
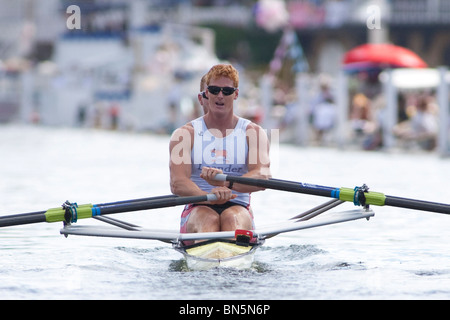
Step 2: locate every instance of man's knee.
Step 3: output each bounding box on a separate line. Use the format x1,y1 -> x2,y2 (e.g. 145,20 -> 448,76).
187,208 -> 220,233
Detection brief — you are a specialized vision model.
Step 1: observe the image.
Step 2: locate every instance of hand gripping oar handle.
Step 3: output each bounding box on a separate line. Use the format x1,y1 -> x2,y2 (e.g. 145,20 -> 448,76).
215,174 -> 450,215
0,194 -> 218,228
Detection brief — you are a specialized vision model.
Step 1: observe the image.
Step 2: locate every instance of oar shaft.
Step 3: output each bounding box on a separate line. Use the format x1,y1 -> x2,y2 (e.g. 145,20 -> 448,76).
385,195 -> 450,214
0,194 -> 217,228
215,174 -> 336,197
95,194 -> 211,215
215,174 -> 450,215
0,210 -> 47,227
95,194 -> 177,207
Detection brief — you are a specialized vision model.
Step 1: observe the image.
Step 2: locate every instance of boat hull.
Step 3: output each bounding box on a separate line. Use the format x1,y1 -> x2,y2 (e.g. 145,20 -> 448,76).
174,240 -> 263,271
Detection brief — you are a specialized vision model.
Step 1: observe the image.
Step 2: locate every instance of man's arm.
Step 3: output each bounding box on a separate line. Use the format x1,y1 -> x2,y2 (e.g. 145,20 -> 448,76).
169,124 -> 235,203
169,125 -> 204,196
236,122 -> 271,193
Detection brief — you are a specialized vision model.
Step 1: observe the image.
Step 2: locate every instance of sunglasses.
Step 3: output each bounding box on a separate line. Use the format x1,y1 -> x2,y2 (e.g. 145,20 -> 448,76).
207,86 -> 237,96
201,92 -> 208,99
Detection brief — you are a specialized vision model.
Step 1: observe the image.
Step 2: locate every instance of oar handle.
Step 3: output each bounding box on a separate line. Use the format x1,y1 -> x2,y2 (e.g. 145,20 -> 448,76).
214,174 -> 227,182
206,194 -> 218,201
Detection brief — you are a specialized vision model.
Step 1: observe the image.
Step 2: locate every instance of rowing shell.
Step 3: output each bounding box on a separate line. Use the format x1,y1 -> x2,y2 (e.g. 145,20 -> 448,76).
174,239 -> 264,270
60,204 -> 374,270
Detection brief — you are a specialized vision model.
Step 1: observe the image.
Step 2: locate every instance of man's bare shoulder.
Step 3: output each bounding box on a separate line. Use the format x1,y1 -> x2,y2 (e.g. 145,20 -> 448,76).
245,121 -> 267,136
246,121 -> 262,130
178,122 -> 194,131
171,123 -> 194,139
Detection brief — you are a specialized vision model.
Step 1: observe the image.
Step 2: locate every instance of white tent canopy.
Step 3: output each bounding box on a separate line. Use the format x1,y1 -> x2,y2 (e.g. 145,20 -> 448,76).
379,68 -> 450,90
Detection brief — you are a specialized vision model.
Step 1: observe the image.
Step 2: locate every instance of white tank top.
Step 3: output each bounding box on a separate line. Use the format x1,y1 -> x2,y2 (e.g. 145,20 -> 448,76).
190,116 -> 251,207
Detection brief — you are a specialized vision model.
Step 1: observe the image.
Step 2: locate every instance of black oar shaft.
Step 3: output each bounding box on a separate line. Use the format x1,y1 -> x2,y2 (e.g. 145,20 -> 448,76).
223,175 -> 335,197
0,194 -> 215,228
95,194 -> 177,207
0,211 -> 47,227
216,174 -> 450,216
95,195 -> 210,215
385,196 -> 450,214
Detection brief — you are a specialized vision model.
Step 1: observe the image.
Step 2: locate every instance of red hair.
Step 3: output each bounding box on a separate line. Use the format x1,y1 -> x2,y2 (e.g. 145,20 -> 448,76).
205,64 -> 239,88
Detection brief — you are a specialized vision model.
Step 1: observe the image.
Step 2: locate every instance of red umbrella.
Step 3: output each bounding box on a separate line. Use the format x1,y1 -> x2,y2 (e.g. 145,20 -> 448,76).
343,43 -> 427,69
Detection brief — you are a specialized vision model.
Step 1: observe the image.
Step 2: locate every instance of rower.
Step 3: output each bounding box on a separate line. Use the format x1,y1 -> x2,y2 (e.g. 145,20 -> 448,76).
169,64 -> 271,245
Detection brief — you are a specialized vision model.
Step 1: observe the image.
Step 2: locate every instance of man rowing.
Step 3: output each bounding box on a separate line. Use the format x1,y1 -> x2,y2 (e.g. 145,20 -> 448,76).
169,64 -> 271,244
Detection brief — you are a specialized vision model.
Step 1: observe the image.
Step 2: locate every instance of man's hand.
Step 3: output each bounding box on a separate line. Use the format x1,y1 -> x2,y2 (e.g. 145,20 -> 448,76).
201,167 -> 236,204
200,166 -> 226,187
209,186 -> 236,204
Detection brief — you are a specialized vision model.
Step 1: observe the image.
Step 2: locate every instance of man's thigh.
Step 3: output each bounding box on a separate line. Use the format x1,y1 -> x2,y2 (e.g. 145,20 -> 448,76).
220,205 -> 253,231
185,205 -> 221,233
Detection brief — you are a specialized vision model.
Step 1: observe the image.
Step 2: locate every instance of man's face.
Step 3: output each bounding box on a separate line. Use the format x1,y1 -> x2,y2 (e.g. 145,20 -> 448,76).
205,76 -> 238,115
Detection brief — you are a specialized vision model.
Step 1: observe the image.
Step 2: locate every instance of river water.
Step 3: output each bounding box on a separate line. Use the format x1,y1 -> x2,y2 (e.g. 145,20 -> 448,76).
0,124 -> 449,300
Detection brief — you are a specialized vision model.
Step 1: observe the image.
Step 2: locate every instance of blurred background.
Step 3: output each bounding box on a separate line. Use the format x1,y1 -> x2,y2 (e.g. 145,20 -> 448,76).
0,0 -> 449,155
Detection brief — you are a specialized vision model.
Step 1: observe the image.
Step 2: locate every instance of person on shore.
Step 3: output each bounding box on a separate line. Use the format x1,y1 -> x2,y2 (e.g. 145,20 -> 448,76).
394,95 -> 438,150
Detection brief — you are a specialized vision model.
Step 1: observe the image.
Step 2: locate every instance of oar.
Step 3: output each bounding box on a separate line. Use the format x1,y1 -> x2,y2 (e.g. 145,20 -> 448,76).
214,174 -> 450,215
0,194 -> 217,228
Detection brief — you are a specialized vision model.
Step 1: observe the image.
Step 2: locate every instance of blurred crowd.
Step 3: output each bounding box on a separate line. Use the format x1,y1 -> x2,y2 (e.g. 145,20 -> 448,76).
272,72 -> 440,152
0,0 -> 447,154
